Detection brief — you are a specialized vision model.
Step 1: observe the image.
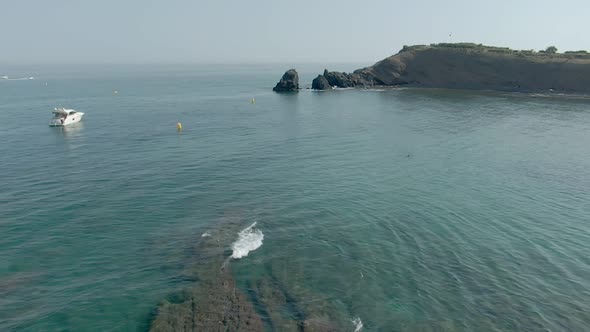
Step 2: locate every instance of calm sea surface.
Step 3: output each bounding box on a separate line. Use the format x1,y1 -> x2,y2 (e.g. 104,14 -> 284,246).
1,64 -> 590,331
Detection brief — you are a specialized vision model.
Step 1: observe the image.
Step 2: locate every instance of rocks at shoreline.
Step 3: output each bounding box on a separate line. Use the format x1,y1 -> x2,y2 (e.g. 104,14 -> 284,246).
311,75 -> 331,90
323,69 -> 354,88
273,69 -> 299,92
311,69 -> 374,90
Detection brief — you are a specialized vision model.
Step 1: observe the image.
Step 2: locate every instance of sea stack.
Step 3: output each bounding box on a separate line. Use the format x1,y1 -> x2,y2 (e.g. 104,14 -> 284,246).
272,69 -> 299,92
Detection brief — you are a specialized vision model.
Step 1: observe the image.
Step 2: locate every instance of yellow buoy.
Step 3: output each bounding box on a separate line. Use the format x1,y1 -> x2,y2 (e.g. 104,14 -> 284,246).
176,122 -> 183,131
250,98 -> 256,104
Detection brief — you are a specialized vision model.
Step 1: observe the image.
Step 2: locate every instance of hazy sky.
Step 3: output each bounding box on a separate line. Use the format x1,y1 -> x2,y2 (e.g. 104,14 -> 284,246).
1,0 -> 588,64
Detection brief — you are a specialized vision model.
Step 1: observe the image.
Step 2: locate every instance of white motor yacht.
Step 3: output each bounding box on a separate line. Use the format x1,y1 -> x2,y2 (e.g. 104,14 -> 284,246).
49,108 -> 85,126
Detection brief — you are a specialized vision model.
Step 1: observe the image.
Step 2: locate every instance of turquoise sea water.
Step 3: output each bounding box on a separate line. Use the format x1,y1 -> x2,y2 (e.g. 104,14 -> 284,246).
1,64 -> 590,331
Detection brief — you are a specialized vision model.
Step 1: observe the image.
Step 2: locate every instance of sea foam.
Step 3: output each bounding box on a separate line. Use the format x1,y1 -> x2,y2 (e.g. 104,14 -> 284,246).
231,222 -> 263,259
352,317 -> 363,332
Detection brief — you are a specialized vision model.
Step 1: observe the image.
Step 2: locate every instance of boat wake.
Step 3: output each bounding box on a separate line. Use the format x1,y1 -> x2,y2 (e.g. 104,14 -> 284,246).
2,77 -> 34,81
352,317 -> 363,331
231,222 -> 263,259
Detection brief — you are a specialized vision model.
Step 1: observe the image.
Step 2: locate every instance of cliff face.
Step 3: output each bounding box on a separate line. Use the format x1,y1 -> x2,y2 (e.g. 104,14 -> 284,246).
322,44 -> 590,93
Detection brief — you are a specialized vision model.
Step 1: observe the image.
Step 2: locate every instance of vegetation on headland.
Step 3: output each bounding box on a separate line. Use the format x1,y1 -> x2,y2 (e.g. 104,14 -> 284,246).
400,43 -> 590,59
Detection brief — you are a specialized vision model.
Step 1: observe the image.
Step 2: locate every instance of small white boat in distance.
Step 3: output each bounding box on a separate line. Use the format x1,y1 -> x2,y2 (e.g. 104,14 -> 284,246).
49,108 -> 85,126
1,75 -> 7,79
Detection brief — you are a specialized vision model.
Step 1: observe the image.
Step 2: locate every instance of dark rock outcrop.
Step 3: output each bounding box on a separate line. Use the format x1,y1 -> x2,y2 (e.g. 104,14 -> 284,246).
323,69 -> 354,88
311,75 -> 331,90
311,44 -> 590,93
273,69 -> 299,92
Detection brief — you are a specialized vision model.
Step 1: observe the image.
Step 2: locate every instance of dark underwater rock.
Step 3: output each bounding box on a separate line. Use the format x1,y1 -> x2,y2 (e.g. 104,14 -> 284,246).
149,212 -> 354,332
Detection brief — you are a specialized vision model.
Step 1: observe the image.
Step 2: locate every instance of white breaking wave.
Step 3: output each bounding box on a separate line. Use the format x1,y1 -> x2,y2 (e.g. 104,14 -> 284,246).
352,317 -> 363,332
201,232 -> 211,237
231,222 -> 263,259
360,88 -> 386,92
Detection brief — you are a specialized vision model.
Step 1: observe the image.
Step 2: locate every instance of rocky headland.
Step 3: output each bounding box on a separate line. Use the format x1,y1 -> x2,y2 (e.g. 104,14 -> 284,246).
278,43 -> 590,93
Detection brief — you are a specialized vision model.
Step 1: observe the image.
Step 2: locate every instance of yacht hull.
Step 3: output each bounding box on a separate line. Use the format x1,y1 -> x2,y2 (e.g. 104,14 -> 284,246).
49,113 -> 84,127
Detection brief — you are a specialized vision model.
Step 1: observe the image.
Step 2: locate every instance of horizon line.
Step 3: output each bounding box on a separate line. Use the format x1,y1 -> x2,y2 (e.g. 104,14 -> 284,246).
0,60 -> 375,66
